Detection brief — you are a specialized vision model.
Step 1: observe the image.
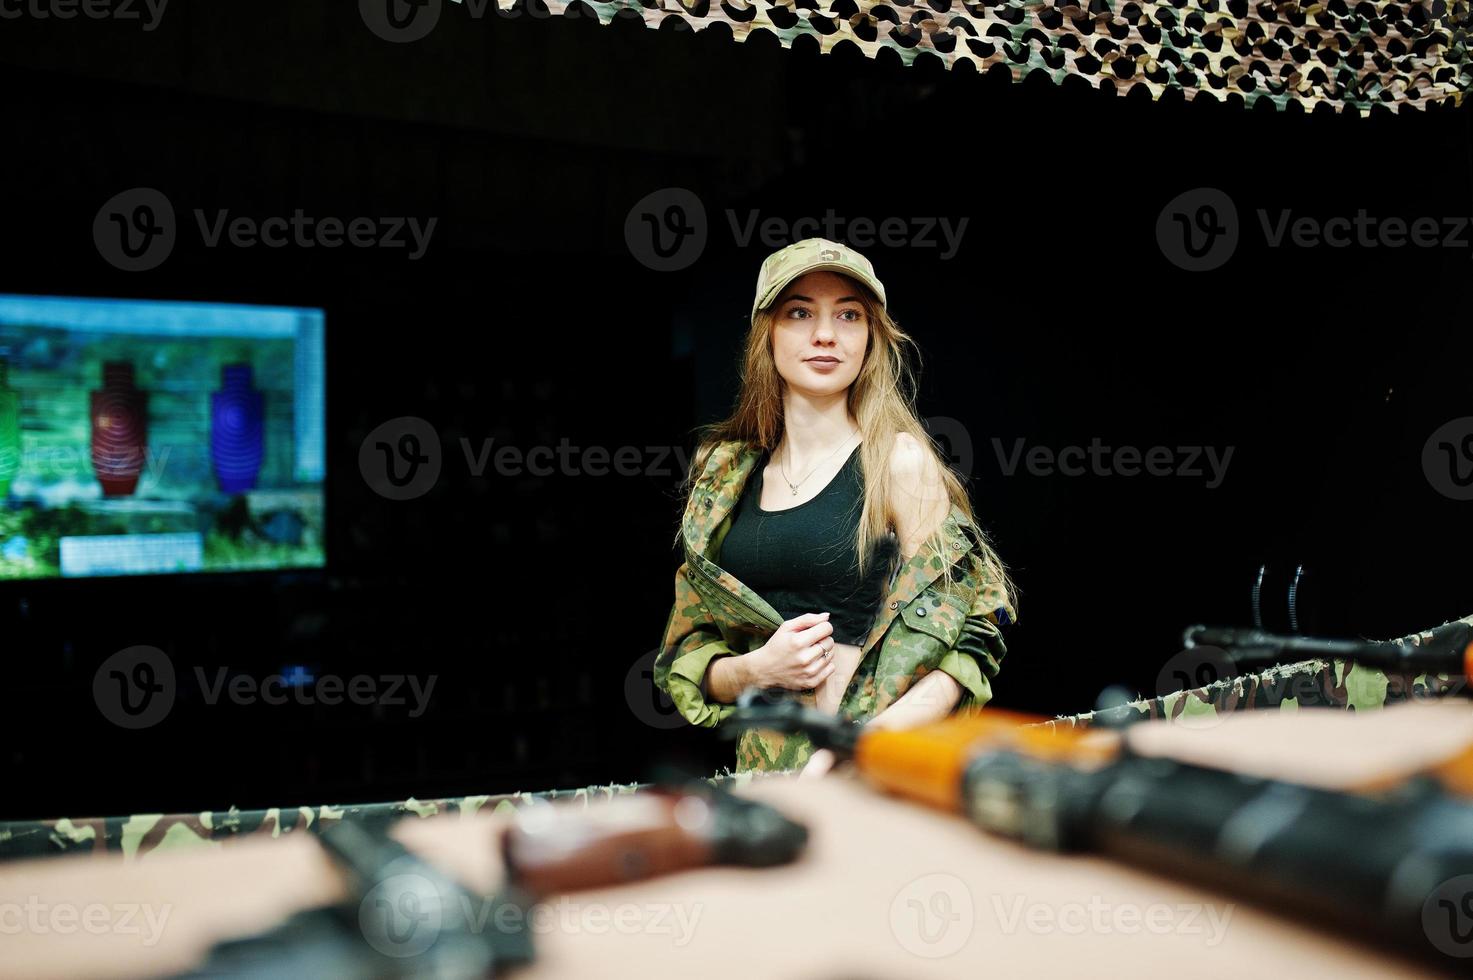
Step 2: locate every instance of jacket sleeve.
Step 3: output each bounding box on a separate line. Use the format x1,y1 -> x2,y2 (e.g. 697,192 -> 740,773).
652,561 -> 740,728
934,561 -> 1015,713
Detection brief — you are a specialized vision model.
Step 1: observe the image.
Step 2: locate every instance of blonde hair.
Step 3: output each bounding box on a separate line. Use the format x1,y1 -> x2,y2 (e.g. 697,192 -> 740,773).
677,273 -> 1016,613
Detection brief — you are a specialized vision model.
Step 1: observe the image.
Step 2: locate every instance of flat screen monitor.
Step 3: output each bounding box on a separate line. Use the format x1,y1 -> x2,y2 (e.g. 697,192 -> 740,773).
0,295 -> 325,579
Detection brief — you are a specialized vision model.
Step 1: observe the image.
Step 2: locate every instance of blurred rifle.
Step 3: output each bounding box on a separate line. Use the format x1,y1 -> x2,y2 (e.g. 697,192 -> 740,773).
1184,618 -> 1473,680
179,778 -> 807,978
726,688 -> 1473,966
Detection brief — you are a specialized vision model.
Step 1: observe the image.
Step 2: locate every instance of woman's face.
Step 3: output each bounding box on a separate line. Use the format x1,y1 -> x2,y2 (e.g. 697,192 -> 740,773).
768,271 -> 870,397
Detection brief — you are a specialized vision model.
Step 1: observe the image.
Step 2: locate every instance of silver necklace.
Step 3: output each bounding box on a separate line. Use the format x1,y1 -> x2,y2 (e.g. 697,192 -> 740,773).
777,429 -> 860,496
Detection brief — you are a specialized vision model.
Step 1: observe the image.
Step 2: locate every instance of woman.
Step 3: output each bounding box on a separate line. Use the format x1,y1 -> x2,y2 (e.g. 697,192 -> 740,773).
653,238 -> 1016,777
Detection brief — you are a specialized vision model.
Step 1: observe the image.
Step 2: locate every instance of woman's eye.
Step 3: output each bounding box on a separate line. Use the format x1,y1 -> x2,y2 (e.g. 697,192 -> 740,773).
787,308 -> 811,319
838,309 -> 863,321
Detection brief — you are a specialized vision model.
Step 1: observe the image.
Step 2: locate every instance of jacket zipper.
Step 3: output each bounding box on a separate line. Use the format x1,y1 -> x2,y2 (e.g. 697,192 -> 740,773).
689,551 -> 783,630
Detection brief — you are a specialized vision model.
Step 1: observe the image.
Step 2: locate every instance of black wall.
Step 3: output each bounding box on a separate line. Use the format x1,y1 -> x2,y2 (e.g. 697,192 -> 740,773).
2,1 -> 1470,818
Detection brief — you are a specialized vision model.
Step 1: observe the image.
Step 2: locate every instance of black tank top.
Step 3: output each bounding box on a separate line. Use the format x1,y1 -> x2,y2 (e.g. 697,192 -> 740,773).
718,444 -> 896,646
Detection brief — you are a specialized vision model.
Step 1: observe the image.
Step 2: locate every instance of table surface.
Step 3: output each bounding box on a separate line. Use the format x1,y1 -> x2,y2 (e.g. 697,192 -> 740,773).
5,699 -> 1472,980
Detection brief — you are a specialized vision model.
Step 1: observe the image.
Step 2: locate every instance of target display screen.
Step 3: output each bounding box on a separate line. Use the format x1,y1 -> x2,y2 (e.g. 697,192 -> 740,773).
0,295 -> 325,579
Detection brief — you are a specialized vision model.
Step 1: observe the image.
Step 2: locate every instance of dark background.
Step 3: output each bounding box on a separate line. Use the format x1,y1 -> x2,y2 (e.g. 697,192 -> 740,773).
1,1 -> 1470,819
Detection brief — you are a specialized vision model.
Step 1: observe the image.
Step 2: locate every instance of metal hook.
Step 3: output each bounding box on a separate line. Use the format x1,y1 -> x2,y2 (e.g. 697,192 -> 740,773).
1251,564 -> 1266,630
1288,564 -> 1304,633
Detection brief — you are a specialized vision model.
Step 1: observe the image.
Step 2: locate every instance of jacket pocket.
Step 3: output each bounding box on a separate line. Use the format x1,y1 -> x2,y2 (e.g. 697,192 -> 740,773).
870,588 -> 970,712
897,588 -> 968,648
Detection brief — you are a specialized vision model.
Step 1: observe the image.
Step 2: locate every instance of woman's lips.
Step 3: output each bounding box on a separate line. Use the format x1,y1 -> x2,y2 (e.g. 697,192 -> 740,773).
805,357 -> 841,373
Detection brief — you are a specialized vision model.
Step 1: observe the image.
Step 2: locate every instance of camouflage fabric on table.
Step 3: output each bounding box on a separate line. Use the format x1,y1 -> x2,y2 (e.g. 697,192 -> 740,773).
1042,612 -> 1473,731
485,0 -> 1472,115
0,770 -> 792,863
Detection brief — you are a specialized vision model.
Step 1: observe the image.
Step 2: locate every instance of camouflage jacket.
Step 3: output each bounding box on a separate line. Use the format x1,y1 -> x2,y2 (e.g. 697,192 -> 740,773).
654,440 -> 1015,772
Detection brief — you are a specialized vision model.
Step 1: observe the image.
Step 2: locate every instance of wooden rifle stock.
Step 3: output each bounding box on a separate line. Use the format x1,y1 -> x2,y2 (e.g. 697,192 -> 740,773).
503,783 -> 807,897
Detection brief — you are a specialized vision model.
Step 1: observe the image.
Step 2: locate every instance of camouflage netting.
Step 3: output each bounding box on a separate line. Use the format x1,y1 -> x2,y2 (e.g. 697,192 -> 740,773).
3,614 -> 1466,863
500,0 -> 1473,115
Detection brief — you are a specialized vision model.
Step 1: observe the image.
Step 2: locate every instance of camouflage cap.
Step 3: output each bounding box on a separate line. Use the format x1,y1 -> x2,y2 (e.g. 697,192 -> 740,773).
751,238 -> 886,321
